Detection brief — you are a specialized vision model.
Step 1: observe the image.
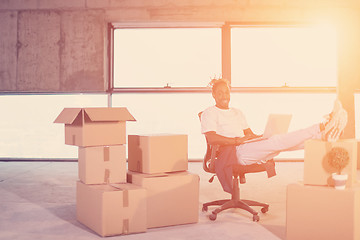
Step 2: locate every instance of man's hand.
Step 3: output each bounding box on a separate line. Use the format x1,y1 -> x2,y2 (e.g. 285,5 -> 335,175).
248,133 -> 263,140
243,128 -> 262,140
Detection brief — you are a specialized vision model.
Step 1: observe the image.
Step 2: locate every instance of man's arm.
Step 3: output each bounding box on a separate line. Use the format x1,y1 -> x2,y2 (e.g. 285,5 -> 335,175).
205,128 -> 262,146
205,131 -> 251,146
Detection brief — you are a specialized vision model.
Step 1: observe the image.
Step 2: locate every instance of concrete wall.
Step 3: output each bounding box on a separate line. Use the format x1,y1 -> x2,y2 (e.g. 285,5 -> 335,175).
0,8 -> 105,91
0,0 -> 359,136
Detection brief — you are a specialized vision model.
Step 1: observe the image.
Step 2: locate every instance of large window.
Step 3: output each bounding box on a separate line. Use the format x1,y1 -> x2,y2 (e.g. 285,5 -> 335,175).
231,26 -> 338,87
0,92 -> 347,160
113,28 -> 221,88
0,94 -> 108,159
113,24 -> 338,90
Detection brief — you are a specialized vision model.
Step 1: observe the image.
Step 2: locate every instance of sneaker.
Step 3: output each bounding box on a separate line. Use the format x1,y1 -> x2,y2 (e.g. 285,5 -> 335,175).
323,99 -> 348,142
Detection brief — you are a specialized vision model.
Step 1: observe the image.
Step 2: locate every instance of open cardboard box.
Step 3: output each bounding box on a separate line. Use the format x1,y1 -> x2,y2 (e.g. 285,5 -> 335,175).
76,181 -> 147,237
127,171 -> 199,229
78,145 -> 127,185
54,108 -> 135,147
128,134 -> 188,174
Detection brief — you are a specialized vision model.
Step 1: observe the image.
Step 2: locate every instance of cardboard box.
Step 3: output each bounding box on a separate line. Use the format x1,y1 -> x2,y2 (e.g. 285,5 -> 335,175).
78,145 -> 127,185
128,134 -> 188,174
76,181 -> 147,237
127,171 -> 199,229
304,139 -> 358,187
54,108 -> 136,147
286,182 -> 360,240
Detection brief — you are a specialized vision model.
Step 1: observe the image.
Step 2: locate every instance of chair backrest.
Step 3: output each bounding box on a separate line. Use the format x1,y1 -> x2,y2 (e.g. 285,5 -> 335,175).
198,111 -> 217,174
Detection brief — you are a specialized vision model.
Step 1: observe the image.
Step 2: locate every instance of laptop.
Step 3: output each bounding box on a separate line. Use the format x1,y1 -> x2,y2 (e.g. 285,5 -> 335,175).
243,113 -> 292,143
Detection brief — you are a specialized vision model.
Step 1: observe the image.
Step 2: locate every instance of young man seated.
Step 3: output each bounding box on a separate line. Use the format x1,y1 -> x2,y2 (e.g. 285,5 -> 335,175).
200,78 -> 348,193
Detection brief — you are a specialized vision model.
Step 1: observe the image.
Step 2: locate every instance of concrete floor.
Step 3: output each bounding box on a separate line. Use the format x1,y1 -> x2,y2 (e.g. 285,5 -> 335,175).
0,161 -> 315,240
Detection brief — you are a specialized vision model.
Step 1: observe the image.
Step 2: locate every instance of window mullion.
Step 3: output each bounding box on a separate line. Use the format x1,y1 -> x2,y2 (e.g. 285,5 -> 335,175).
222,23 -> 231,83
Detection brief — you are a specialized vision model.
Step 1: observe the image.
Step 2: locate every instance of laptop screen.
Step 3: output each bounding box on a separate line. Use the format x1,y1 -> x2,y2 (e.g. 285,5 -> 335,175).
263,114 -> 292,138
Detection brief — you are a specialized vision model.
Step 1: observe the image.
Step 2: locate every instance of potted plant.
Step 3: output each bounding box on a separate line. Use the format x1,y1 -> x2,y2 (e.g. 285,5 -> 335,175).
327,147 -> 350,190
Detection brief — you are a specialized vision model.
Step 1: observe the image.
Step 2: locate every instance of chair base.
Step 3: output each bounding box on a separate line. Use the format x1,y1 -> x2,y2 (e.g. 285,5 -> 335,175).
202,198 -> 269,222
202,157 -> 274,222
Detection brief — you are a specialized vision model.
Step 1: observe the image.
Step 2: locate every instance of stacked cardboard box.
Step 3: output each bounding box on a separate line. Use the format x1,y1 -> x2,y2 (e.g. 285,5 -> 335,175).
127,134 -> 200,229
55,108 -> 147,237
286,139 -> 360,240
76,182 -> 147,236
55,109 -> 199,236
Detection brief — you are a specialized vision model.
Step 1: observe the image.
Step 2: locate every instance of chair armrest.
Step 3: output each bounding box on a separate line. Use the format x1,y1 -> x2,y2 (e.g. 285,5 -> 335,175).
203,144 -> 219,173
209,144 -> 219,172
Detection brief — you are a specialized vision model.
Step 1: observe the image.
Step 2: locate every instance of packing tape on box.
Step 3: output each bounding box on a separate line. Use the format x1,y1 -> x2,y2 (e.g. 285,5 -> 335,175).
122,190 -> 129,234
123,219 -> 129,234
123,189 -> 129,207
109,184 -> 130,234
103,146 -> 110,162
108,185 -> 129,208
103,146 -> 110,183
104,169 -> 110,184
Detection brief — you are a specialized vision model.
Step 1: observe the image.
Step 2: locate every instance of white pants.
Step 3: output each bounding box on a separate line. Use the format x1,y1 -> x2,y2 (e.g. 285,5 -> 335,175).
236,124 -> 322,165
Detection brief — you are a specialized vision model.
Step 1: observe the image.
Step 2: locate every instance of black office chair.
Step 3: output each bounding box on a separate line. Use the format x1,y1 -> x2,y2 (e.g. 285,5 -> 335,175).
199,112 -> 276,222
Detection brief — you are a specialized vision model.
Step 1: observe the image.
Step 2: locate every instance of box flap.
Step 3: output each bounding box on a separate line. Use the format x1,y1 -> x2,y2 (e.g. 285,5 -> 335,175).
84,108 -> 136,122
128,171 -> 169,179
54,108 -> 82,124
109,183 -> 143,191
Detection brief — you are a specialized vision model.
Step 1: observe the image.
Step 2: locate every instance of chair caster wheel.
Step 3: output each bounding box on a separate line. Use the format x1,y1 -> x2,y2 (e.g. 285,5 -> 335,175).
209,213 -> 217,221
202,205 -> 208,212
261,206 -> 269,213
253,214 -> 260,222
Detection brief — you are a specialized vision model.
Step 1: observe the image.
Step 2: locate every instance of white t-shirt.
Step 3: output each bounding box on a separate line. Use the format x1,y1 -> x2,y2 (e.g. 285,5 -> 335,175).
201,106 -> 249,138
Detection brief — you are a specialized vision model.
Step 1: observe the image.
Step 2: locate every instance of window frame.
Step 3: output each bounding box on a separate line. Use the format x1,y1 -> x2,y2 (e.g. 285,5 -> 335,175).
108,21 -> 337,94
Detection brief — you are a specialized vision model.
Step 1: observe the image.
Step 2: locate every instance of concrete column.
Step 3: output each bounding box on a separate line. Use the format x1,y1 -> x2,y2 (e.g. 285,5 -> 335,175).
336,9 -> 360,138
